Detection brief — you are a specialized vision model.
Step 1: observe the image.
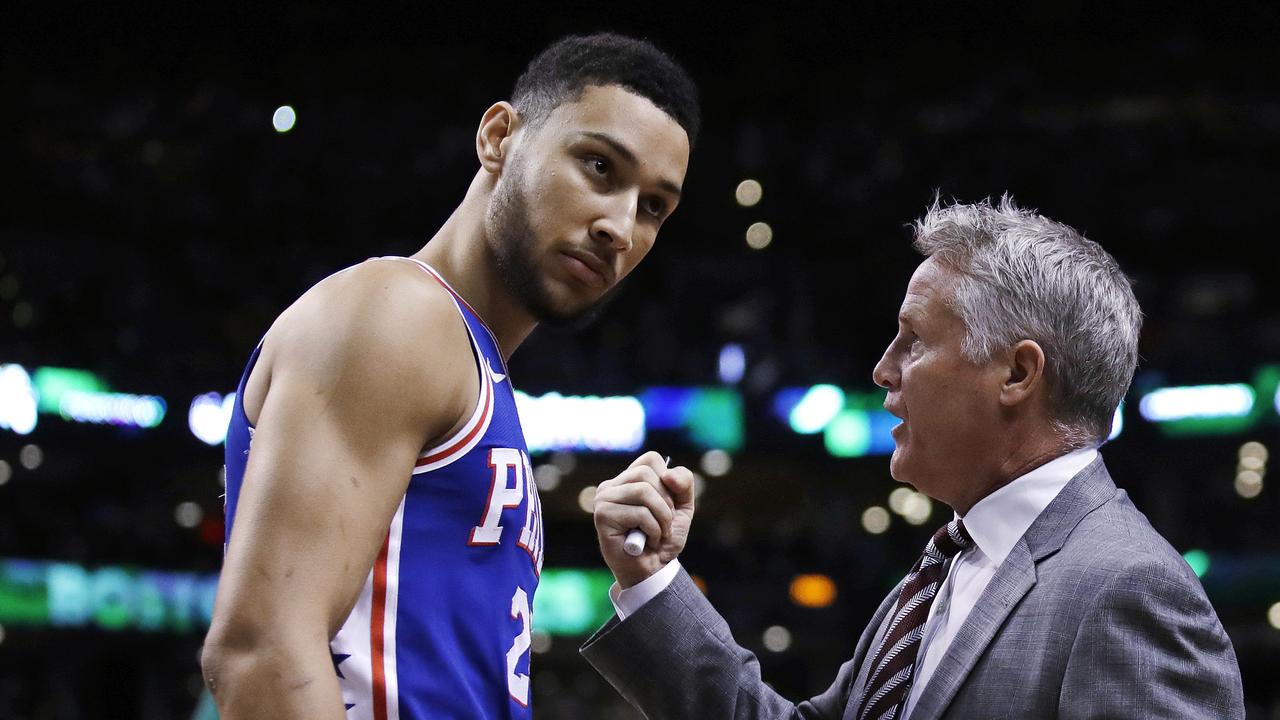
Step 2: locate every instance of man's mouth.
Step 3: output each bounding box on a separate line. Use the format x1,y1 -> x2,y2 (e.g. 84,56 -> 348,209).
560,249 -> 612,288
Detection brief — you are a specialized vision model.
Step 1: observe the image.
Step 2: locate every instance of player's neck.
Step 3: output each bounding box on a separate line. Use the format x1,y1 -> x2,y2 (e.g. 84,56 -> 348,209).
413,173 -> 536,360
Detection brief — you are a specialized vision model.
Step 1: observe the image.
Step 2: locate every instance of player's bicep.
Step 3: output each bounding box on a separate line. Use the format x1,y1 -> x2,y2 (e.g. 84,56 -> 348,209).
212,269 -> 471,642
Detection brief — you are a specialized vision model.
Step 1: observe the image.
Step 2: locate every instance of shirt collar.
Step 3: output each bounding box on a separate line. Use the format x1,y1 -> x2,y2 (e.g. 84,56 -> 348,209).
958,447 -> 1099,566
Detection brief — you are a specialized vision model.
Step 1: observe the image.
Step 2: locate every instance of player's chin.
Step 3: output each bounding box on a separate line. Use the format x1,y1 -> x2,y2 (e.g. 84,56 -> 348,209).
534,293 -> 605,330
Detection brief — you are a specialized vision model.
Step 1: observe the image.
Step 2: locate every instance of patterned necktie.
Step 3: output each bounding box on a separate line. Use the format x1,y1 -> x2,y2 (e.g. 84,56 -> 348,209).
856,519 -> 974,720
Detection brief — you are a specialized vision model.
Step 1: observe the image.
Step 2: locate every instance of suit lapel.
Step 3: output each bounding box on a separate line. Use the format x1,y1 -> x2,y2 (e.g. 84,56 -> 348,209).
908,539 -> 1037,720
907,457 -> 1118,720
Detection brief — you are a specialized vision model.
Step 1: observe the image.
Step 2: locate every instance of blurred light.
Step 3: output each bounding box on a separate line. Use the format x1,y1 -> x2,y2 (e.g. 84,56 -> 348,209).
32,367 -> 106,414
217,466 -> 226,489
735,179 -> 763,207
0,275 -> 16,300
272,105 -> 296,133
577,486 -> 597,514
189,393 -> 236,445
640,387 -> 745,452
1183,549 -> 1211,578
12,302 -> 33,328
718,343 -> 746,385
901,493 -> 932,525
789,574 -> 837,609
692,473 -> 707,500
762,625 -> 791,653
529,568 -> 616,635
1138,384 -> 1254,422
1234,470 -> 1263,499
516,391 -> 645,454
0,623 -> 5,645
861,506 -> 891,535
0,460 -> 10,485
789,384 -> 845,434
175,502 -> 203,529
530,629 -> 552,654
1240,442 -> 1269,463
745,222 -> 773,250
60,391 -> 166,428
1108,404 -> 1124,441
533,464 -> 562,492
550,451 -> 578,475
825,409 -> 870,457
1268,603 -> 1280,631
701,449 -> 732,477
18,445 -> 42,471
888,487 -> 914,515
1239,455 -> 1265,472
0,364 -> 38,435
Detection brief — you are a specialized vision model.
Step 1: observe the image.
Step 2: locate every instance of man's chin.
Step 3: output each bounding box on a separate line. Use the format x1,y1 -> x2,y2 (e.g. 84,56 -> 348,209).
530,295 -> 605,330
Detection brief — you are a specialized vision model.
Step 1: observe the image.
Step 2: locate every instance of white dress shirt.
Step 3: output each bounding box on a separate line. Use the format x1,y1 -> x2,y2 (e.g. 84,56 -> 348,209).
609,447 -> 1099,717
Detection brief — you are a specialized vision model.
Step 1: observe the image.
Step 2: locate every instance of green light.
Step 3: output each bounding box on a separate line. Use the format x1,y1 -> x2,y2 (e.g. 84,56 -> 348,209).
686,389 -> 745,452
1183,549 -> 1211,578
825,409 -> 871,458
32,367 -> 107,414
530,569 -> 615,635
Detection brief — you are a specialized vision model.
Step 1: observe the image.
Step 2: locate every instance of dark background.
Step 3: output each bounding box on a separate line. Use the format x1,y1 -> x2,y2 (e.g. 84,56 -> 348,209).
2,2 -> 1279,717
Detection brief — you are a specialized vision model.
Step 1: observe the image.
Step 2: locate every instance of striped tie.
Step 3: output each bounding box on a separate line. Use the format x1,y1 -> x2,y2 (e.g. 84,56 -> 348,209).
856,519 -> 974,720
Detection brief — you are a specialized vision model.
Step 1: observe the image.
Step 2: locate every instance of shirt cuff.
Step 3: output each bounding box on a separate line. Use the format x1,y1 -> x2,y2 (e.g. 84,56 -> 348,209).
608,559 -> 683,621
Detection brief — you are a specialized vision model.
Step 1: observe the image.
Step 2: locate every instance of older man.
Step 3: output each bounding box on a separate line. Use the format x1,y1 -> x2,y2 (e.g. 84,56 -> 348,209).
583,198 -> 1244,719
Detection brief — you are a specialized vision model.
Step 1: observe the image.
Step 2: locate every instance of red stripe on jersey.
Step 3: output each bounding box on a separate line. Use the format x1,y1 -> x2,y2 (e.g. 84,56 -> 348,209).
370,533 -> 391,720
416,368 -> 492,467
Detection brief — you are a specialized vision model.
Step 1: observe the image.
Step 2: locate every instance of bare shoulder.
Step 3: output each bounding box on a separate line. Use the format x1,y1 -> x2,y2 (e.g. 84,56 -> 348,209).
258,258 -> 477,447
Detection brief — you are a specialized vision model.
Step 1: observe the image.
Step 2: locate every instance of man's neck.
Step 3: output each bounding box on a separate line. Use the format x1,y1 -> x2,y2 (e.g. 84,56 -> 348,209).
951,432 -> 1075,515
413,173 -> 537,361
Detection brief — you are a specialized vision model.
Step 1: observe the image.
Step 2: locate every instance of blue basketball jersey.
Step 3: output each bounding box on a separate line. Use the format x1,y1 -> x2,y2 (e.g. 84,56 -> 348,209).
223,257 -> 543,720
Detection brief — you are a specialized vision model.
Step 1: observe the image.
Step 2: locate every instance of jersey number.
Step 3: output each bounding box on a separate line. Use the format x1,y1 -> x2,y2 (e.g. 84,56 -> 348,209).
507,586 -> 531,706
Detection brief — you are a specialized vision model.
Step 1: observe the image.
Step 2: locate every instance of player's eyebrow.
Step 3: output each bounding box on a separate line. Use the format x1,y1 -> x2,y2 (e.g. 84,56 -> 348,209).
578,131 -> 683,200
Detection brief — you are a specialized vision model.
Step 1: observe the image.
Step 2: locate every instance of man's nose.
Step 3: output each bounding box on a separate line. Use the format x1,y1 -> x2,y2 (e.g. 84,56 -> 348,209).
591,192 -> 637,253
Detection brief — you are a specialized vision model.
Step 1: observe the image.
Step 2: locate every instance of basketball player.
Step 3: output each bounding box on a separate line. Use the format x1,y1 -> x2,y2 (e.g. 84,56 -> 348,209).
200,33 -> 699,720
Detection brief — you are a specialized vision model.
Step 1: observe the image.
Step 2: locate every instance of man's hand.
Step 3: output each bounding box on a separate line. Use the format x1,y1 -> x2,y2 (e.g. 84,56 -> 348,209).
594,451 -> 696,588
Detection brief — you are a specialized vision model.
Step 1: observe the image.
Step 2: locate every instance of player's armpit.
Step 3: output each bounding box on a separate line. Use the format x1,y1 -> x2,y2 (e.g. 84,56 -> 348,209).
202,260 -> 478,719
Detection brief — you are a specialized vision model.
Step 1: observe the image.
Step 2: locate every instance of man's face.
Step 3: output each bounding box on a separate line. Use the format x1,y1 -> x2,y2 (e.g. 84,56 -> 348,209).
872,257 -> 1007,506
486,84 -> 691,326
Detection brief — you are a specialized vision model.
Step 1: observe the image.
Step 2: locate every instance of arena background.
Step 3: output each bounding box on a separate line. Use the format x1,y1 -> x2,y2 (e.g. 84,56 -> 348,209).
3,3 -> 1279,718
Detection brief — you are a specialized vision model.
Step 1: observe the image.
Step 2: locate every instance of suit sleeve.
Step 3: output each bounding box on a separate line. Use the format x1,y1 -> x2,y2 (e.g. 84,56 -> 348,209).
580,567 -> 857,720
1060,557 -> 1245,720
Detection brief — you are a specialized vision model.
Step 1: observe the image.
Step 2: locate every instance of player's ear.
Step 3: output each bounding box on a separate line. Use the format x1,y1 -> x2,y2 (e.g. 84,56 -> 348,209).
476,101 -> 520,174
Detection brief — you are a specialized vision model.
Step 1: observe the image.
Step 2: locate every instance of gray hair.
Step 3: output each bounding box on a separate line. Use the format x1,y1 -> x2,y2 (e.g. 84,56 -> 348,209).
912,196 -> 1142,446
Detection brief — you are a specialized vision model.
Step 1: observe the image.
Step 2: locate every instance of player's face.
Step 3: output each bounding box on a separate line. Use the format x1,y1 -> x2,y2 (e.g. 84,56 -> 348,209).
872,258 -> 1007,509
486,84 -> 690,326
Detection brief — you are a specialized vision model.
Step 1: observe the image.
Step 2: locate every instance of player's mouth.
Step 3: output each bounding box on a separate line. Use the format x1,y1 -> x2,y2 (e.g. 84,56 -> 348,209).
559,248 -> 613,289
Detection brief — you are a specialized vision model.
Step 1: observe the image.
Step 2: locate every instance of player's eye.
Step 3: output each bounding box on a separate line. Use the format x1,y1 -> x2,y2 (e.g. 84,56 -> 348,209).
642,196 -> 666,219
584,155 -> 610,176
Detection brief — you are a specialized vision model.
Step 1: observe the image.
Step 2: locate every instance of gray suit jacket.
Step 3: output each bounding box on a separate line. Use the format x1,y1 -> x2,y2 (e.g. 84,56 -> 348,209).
581,458 -> 1244,719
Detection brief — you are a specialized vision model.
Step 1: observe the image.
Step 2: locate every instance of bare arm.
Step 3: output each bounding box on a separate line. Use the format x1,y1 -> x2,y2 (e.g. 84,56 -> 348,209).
201,261 -> 475,719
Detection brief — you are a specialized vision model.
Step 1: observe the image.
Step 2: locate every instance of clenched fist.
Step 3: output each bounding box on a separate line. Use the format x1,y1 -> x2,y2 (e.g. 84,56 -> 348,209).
593,451 -> 696,587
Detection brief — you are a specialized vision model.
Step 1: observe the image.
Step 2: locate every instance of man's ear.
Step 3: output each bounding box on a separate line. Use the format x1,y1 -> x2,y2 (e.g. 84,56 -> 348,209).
476,101 -> 520,174
999,339 -> 1047,408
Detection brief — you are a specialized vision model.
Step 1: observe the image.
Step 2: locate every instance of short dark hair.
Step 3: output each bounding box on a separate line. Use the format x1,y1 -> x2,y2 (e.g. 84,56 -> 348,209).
512,33 -> 701,148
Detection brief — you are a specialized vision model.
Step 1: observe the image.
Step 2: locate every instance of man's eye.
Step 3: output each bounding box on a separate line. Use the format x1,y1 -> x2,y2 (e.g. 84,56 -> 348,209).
586,156 -> 610,175
643,197 -> 666,218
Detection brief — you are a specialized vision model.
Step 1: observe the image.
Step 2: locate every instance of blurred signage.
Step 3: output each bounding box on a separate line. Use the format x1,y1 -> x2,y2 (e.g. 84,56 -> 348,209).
516,391 -> 646,454
0,364 -> 166,431
0,559 -> 612,637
